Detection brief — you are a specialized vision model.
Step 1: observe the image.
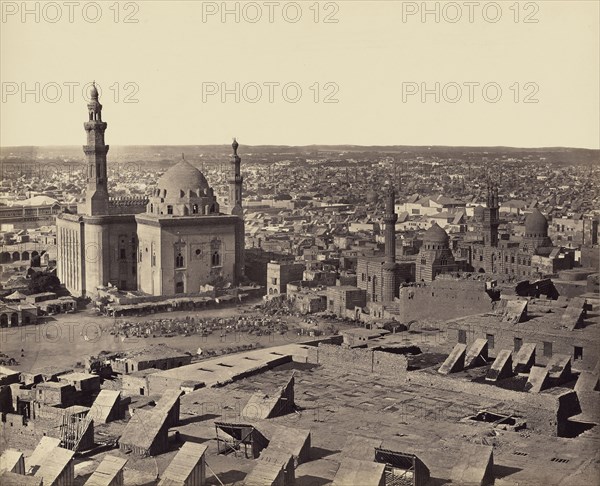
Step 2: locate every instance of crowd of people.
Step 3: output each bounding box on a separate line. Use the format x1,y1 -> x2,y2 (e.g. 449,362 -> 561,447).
0,352 -> 17,366
109,313 -> 292,340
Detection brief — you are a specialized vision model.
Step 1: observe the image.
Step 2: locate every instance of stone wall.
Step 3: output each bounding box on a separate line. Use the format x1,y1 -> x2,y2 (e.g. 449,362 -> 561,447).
307,344 -> 408,378
122,374 -> 151,396
405,370 -> 577,436
306,343 -> 575,436
446,323 -> 598,371
0,412 -> 64,451
397,279 -> 493,322
326,287 -> 366,317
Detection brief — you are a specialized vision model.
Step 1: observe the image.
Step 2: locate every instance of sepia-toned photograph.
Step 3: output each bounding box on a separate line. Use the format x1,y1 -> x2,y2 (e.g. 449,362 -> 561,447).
0,1 -> 599,485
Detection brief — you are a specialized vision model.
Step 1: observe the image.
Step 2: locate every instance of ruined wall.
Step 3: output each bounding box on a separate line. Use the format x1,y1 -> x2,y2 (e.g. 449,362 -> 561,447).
1,413 -> 37,451
326,286 -> 367,317
398,280 -> 493,322
307,344 -> 408,378
307,342 -> 575,437
309,345 -> 374,373
0,412 -> 65,451
446,324 -> 598,371
373,351 -> 411,380
405,370 -> 574,436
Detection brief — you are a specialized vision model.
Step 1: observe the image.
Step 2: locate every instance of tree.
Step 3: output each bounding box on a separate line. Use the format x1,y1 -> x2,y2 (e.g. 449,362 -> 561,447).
28,272 -> 61,294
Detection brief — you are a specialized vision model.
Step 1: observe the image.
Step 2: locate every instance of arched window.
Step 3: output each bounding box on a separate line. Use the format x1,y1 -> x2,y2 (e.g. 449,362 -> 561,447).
167,205 -> 173,215
192,204 -> 198,214
211,251 -> 221,267
175,252 -> 184,268
150,203 -> 153,213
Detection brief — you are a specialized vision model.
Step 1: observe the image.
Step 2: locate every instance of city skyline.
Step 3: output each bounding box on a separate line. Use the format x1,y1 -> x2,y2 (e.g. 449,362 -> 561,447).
1,3 -> 599,485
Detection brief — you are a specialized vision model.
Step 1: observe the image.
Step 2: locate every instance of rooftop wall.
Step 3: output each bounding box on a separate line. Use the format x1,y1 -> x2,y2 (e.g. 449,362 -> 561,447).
307,344 -> 408,380
406,370 -> 578,436
447,322 -> 599,371
397,280 -> 494,322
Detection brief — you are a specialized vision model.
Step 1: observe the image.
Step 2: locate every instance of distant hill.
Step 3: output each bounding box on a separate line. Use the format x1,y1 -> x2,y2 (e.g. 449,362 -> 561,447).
1,145 -> 598,167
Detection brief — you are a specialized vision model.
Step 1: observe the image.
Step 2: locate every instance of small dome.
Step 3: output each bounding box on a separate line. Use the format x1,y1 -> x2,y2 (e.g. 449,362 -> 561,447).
157,159 -> 210,196
525,209 -> 548,236
423,222 -> 449,243
90,82 -> 99,100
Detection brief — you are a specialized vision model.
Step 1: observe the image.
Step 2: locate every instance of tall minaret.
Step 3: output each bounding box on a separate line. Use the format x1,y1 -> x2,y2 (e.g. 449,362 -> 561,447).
383,183 -> 397,263
229,138 -> 243,216
483,179 -> 499,247
83,82 -> 109,215
229,139 -> 244,284
381,183 -> 398,303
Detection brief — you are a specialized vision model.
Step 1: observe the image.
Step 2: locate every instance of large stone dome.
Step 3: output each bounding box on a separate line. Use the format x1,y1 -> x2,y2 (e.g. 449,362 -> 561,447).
525,208 -> 548,237
157,159 -> 210,197
424,222 -> 449,243
147,158 -> 219,217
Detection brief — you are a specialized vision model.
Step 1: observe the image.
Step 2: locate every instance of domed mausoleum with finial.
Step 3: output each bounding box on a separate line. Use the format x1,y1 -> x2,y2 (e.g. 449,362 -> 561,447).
146,154 -> 218,217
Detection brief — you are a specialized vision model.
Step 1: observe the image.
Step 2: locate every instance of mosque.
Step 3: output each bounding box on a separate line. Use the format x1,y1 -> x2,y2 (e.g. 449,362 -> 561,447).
357,184 -> 461,318
56,84 -> 244,297
457,183 -> 574,278
354,181 -> 573,320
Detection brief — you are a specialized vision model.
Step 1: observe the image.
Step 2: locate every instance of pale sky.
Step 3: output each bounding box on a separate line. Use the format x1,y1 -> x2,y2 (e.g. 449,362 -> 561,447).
1,1 -> 599,148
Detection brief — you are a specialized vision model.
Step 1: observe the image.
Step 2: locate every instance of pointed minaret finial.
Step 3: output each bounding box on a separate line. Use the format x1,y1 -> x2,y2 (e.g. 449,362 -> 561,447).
90,81 -> 99,100
232,137 -> 239,156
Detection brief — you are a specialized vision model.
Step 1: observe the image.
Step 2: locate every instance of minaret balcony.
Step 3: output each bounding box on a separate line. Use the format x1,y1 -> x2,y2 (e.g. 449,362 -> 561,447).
84,121 -> 108,131
83,145 -> 109,155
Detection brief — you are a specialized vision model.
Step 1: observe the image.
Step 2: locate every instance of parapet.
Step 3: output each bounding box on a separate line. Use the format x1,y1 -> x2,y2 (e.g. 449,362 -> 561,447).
108,196 -> 148,215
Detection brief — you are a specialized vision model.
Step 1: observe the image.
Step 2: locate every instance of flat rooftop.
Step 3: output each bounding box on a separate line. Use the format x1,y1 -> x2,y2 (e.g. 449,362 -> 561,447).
152,360 -> 599,486
149,343 -> 311,388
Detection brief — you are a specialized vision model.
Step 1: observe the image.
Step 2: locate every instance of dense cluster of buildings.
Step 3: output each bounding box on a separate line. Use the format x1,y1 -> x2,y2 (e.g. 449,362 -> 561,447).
1,290 -> 598,484
265,179 -> 596,327
0,81 -> 598,486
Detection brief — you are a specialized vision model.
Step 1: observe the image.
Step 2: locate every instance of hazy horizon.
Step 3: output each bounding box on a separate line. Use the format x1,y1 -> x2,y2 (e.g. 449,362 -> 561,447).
1,143 -> 598,151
